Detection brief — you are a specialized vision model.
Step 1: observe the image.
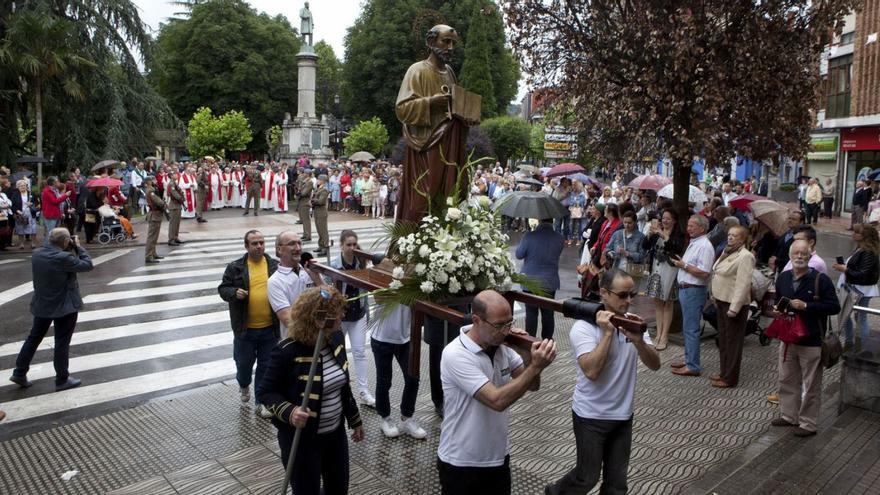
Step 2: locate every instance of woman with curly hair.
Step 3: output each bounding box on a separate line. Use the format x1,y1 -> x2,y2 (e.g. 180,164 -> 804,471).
257,286 -> 365,495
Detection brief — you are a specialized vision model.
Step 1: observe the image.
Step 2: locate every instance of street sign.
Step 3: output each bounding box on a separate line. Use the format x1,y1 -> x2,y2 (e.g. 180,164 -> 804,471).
545,133 -> 578,142
544,150 -> 575,159
544,141 -> 572,151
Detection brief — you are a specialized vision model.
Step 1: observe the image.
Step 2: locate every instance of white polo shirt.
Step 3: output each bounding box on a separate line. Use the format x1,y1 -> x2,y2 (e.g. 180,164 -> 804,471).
371,304 -> 410,344
569,319 -> 652,421
437,325 -> 524,468
267,265 -> 314,333
677,234 -> 714,286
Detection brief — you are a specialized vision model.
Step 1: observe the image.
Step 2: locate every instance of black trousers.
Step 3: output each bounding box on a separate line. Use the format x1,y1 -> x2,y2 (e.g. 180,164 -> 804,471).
371,338 -> 419,419
437,455 -> 511,495
823,197 -> 834,218
805,203 -> 820,224
13,312 -> 78,385
547,413 -> 632,495
525,290 -> 556,339
278,423 -> 349,495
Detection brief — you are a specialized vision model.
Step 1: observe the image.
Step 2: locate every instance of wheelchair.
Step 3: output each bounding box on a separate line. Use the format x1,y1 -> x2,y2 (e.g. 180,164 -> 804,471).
98,216 -> 127,245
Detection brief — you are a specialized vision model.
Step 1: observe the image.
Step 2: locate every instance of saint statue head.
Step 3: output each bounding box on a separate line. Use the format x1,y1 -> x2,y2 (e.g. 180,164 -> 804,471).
426,24 -> 458,66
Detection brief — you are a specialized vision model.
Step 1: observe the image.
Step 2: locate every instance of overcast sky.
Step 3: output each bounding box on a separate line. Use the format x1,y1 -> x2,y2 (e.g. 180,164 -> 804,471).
133,0 -> 528,101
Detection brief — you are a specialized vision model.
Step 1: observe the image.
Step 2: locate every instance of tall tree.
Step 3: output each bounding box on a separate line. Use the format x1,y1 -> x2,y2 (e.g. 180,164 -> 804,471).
148,0 -> 300,155
459,5 -> 497,118
314,40 -> 344,117
480,116 -> 530,167
344,117 -> 390,156
506,1 -> 854,222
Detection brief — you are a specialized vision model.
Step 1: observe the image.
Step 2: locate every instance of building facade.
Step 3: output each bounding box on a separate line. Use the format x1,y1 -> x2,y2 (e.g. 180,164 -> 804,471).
812,3 -> 880,216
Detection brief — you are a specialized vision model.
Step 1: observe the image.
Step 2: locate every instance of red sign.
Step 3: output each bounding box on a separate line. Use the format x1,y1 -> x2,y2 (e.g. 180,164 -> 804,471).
841,127 -> 880,151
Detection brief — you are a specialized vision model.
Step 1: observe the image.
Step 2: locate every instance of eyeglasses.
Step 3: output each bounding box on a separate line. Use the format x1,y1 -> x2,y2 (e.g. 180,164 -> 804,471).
606,289 -> 638,300
484,318 -> 515,331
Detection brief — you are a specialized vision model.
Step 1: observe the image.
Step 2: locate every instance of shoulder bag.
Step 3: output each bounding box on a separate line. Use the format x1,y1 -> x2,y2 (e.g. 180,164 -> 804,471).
622,232 -> 647,277
815,272 -> 843,368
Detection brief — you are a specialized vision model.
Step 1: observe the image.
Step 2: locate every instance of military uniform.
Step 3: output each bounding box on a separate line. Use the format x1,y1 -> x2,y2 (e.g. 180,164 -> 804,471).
145,185 -> 165,263
298,177 -> 313,240
244,169 -> 263,215
196,171 -> 208,222
167,181 -> 184,245
313,183 -> 329,254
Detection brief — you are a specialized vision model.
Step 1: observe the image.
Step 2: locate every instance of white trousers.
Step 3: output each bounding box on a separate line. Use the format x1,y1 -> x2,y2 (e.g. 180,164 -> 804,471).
342,316 -> 370,393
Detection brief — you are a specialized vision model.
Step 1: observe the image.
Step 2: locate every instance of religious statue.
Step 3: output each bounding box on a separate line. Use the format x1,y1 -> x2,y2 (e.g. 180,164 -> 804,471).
299,1 -> 313,46
395,24 -> 481,225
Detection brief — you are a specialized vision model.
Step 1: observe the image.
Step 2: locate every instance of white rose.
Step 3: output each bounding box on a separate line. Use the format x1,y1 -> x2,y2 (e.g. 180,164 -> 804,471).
446,207 -> 462,221
446,197 -> 454,206
449,279 -> 461,294
435,272 -> 449,284
478,195 -> 491,208
389,280 -> 403,290
464,281 -> 475,292
418,244 -> 431,258
392,267 -> 405,279
414,263 -> 426,275
420,281 -> 435,293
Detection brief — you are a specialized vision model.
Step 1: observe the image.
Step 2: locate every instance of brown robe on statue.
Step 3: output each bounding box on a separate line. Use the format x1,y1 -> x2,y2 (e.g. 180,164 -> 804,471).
395,60 -> 469,225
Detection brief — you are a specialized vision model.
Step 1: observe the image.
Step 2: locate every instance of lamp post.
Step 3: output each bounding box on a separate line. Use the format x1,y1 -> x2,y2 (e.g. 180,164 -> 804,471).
333,94 -> 341,159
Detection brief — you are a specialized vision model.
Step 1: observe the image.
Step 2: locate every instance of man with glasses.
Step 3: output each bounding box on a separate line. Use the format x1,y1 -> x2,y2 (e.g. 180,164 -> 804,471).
437,290 -> 556,495
546,269 -> 660,495
268,230 -> 323,336
218,230 -> 279,418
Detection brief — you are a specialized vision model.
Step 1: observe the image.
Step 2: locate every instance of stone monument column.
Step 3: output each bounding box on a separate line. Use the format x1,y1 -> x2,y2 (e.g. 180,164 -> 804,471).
296,50 -> 318,118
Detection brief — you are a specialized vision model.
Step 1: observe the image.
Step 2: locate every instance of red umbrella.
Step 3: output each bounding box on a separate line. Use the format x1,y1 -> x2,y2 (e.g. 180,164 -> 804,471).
544,163 -> 585,178
728,193 -> 765,210
628,174 -> 672,191
86,177 -> 124,189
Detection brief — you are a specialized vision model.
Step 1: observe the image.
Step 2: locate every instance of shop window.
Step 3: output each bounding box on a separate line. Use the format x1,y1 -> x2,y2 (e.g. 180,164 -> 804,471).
826,55 -> 852,119
839,31 -> 855,45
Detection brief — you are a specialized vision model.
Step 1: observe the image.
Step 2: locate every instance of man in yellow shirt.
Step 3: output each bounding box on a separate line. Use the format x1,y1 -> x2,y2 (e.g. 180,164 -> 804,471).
804,178 -> 823,225
218,230 -> 280,418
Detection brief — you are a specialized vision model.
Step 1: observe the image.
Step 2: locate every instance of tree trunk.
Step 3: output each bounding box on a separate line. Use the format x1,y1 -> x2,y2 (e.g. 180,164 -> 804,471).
35,83 -> 44,184
672,156 -> 691,230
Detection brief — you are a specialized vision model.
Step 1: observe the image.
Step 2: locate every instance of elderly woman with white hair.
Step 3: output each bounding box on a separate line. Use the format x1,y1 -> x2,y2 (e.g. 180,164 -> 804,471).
11,179 -> 37,249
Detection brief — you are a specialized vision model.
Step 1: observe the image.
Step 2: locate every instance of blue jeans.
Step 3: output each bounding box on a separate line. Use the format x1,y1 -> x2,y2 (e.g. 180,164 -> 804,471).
371,338 -> 419,419
233,326 -> 277,402
43,218 -> 60,245
554,215 -> 571,239
570,217 -> 584,241
844,295 -> 872,345
678,286 -> 708,373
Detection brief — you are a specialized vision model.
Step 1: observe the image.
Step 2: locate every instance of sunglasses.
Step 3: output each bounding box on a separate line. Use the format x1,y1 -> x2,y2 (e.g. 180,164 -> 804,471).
606,289 -> 638,300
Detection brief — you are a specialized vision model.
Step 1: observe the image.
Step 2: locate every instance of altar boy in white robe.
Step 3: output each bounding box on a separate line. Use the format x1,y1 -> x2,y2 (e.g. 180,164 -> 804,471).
210,165 -> 225,210
274,165 -> 289,212
260,166 -> 275,210
178,166 -> 197,218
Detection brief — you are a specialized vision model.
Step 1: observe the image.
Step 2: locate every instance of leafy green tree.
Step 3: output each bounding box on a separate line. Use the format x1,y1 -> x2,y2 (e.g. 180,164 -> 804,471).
528,122 -> 544,161
148,0 -> 300,154
186,107 -> 252,158
266,124 -> 282,160
344,117 -> 389,156
314,41 -> 344,117
480,116 -> 530,167
459,5 -> 496,118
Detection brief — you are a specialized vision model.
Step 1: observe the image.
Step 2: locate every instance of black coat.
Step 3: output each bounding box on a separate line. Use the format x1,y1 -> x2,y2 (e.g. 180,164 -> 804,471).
774,231 -> 795,274
256,332 -> 362,438
30,245 -> 93,318
9,190 -> 36,217
218,253 -> 280,336
853,187 -> 871,210
844,249 -> 880,286
774,269 -> 840,347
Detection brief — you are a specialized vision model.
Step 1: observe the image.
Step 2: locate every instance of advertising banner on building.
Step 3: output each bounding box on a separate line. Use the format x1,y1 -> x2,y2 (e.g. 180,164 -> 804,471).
841,127 -> 880,151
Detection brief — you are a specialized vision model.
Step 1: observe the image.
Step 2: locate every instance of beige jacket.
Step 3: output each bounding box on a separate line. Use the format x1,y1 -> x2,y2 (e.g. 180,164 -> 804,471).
711,247 -> 755,314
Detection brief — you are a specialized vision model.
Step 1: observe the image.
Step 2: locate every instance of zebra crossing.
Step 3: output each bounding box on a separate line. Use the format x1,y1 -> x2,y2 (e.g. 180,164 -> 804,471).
0,224 -> 525,427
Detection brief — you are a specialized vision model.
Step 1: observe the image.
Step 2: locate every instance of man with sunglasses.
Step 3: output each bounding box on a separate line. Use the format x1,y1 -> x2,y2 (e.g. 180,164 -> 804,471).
437,290 -> 557,495
546,269 -> 660,495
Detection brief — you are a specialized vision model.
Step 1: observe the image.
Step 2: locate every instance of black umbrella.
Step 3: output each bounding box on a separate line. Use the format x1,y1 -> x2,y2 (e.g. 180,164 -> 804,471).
11,170 -> 34,182
15,155 -> 49,164
492,191 -> 568,219
91,159 -> 120,173
515,177 -> 544,188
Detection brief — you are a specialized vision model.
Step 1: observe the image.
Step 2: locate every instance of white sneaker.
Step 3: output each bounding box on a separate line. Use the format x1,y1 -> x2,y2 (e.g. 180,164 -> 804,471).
400,417 -> 427,439
240,386 -> 250,403
379,417 -> 400,438
359,390 -> 376,408
256,404 -> 273,419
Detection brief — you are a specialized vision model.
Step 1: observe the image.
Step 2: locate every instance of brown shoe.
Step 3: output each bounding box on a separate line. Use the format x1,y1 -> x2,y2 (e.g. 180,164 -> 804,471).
0,410 -> 5,422
672,367 -> 700,376
669,361 -> 686,369
711,379 -> 733,388
709,374 -> 721,381
767,393 -> 779,404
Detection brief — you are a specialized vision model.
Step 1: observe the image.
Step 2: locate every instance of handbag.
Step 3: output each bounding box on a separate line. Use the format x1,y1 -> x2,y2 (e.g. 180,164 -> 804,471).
621,233 -> 648,277
84,213 -> 97,224
764,313 -> 808,344
814,275 -> 842,368
570,205 -> 583,219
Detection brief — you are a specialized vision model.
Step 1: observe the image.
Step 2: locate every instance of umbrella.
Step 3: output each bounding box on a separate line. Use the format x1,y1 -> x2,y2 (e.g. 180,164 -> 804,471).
15,155 -> 49,164
492,191 -> 568,219
749,200 -> 790,237
349,151 -> 376,162
515,177 -> 544,188
539,166 -> 552,175
657,183 -> 708,204
203,155 -> 215,162
867,168 -> 880,181
86,177 -> 124,189
11,170 -> 34,182
628,174 -> 672,191
91,160 -> 119,172
144,156 -> 161,162
728,193 -> 766,210
517,164 -> 537,174
544,162 -> 585,178
566,173 -> 604,189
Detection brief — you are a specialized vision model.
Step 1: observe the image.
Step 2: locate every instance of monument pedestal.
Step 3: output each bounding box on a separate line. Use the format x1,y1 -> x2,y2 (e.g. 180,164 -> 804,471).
279,47 -> 332,162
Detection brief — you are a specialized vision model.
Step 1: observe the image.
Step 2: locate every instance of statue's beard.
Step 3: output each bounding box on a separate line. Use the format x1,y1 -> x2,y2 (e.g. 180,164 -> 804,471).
431,46 -> 453,65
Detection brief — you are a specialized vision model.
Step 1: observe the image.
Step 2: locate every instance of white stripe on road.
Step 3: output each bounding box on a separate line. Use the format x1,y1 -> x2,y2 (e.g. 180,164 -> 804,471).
0,259 -> 26,265
109,267 -> 226,285
0,359 -> 236,424
78,294 -> 223,322
0,333 -> 232,386
132,259 -> 230,272
82,281 -> 220,303
0,248 -> 135,306
0,311 -> 229,358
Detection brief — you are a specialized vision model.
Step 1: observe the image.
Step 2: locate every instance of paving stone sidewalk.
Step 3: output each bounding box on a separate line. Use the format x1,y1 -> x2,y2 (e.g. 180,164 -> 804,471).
6,312 -> 877,494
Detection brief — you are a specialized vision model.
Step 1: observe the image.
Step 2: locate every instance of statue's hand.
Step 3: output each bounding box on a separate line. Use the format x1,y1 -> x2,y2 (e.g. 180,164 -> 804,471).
429,93 -> 451,111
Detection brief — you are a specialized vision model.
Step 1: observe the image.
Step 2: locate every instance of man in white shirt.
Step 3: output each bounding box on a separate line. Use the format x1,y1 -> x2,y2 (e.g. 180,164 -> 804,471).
546,269 -> 660,495
437,290 -> 556,495
721,182 -> 738,206
670,215 -> 715,376
267,231 -> 322,336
